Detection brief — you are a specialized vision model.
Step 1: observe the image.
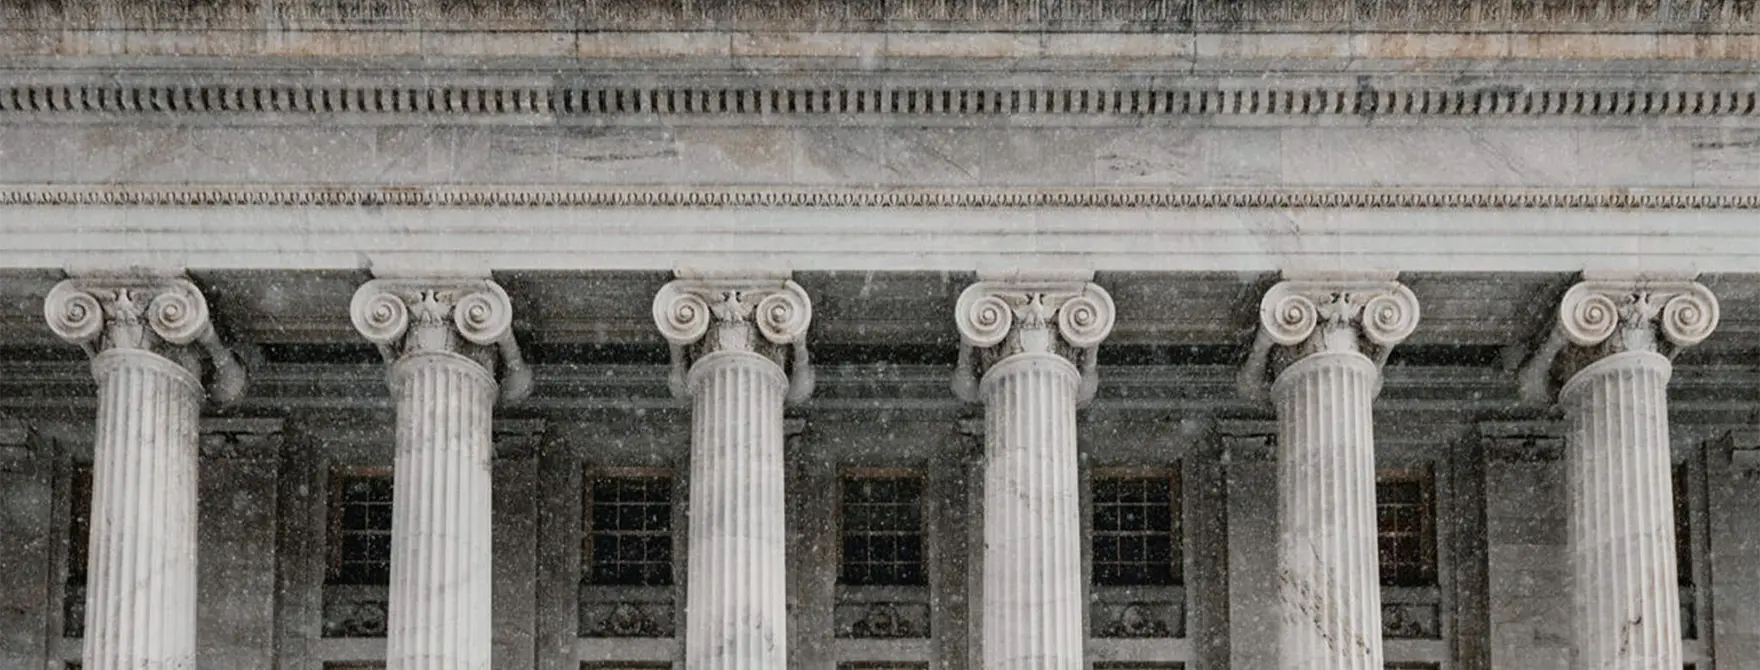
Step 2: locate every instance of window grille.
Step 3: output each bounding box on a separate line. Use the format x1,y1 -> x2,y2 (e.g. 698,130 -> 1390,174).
327,472 -> 393,585
584,475 -> 674,586
1376,470 -> 1438,588
839,475 -> 927,586
1091,475 -> 1181,586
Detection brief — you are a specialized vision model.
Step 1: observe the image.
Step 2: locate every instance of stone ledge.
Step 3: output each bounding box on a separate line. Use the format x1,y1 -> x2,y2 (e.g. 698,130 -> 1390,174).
1,0 -> 1758,33
6,30 -> 1760,62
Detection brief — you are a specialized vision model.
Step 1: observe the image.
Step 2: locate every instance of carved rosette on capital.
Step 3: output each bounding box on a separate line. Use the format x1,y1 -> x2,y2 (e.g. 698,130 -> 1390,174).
652,277 -> 814,401
950,279 -> 1116,404
349,278 -> 531,403
1236,277 -> 1421,403
45,276 -> 249,402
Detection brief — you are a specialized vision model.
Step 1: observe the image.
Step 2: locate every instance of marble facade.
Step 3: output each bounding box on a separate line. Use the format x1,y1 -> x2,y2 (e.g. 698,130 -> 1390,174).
4,2 -> 1760,668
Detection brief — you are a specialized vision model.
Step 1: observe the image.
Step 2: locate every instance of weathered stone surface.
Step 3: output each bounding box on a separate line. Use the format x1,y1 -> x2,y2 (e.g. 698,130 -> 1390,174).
1,0 -> 1757,32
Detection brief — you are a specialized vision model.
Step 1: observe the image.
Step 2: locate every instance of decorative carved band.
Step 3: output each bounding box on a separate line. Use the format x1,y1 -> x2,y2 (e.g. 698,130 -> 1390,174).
1518,277 -> 1719,405
1238,277 -> 1419,403
44,275 -> 248,403
951,277 -> 1116,404
4,83 -> 1757,119
652,276 -> 814,402
349,277 -> 531,403
7,186 -> 1760,210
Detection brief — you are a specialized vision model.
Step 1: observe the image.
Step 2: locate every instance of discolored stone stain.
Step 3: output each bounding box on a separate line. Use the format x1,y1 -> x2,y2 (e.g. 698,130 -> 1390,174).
1617,613 -> 1643,657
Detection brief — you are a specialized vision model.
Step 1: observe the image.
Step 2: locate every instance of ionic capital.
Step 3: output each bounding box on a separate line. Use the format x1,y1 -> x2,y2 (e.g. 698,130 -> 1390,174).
350,277 -> 531,404
950,276 -> 1116,405
1517,277 -> 1718,406
651,275 -> 814,402
44,274 -> 249,404
1237,277 -> 1420,404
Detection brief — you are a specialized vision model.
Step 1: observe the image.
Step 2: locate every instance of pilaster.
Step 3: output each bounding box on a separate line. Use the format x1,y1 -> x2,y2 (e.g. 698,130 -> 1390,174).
1517,276 -> 1719,670
953,273 -> 1115,670
42,274 -> 248,670
350,276 -> 528,670
1238,275 -> 1420,670
197,418 -> 284,669
653,274 -> 813,670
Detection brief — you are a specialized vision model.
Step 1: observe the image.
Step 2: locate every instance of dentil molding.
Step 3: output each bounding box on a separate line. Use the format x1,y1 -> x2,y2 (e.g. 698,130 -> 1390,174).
3,82 -> 1757,119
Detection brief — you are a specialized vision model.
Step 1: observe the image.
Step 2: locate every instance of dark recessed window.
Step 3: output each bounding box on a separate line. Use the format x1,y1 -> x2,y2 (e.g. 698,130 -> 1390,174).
840,475 -> 927,587
327,471 -> 394,585
66,465 -> 91,638
1091,474 -> 1182,587
584,475 -> 674,586
1675,464 -> 1693,588
1377,470 -> 1438,588
68,465 -> 90,589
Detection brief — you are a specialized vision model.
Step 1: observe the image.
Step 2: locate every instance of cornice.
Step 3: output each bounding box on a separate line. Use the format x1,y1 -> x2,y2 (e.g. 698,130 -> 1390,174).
4,81 -> 1757,119
6,186 -> 1760,210
1,0 -> 1757,33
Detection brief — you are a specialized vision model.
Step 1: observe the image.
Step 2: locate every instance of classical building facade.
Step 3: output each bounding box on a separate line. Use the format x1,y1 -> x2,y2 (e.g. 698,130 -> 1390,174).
3,1 -> 1760,669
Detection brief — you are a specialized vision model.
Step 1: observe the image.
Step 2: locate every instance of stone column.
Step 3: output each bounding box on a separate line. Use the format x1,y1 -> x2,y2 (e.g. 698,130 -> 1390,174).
43,275 -> 248,670
951,274 -> 1115,670
1237,276 -> 1420,670
1517,277 -> 1719,670
351,277 -> 531,670
653,275 -> 813,670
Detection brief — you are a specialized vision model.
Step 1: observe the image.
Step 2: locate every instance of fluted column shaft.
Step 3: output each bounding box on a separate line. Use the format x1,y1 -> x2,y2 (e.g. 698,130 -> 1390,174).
952,277 -> 1114,670
352,277 -> 525,670
981,353 -> 1084,670
685,351 -> 789,669
386,351 -> 498,670
1271,352 -> 1385,670
45,276 -> 246,670
1515,277 -> 1717,670
84,349 -> 202,669
1561,351 -> 1681,670
1239,277 -> 1419,670
652,276 -> 812,670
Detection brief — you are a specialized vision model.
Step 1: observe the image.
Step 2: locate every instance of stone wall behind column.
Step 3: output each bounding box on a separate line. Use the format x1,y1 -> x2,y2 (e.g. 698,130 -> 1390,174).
1485,457 -> 1571,669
